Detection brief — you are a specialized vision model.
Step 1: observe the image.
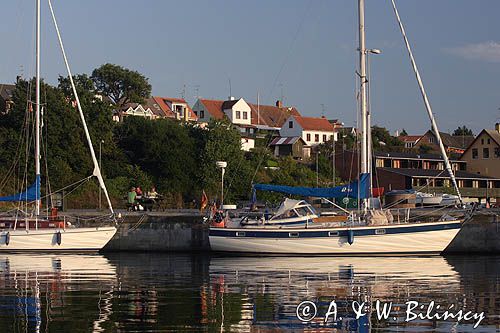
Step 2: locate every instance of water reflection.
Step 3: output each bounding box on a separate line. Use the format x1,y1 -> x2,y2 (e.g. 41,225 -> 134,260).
0,254 -> 498,332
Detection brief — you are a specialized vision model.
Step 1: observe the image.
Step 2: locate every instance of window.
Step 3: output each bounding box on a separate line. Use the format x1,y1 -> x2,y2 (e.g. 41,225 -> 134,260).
243,111 -> 248,119
472,148 -> 478,159
429,136 -> 435,143
306,133 -> 311,141
315,134 -> 319,142
481,139 -> 484,145
193,111 -> 198,116
289,121 -> 293,128
495,147 -> 500,158
483,148 -> 490,159
323,134 -> 327,142
236,111 -> 241,119
200,110 -> 205,119
487,139 -> 491,144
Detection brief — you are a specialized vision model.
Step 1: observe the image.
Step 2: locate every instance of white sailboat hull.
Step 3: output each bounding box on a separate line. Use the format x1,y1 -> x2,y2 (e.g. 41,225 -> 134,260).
0,226 -> 117,252
209,220 -> 461,254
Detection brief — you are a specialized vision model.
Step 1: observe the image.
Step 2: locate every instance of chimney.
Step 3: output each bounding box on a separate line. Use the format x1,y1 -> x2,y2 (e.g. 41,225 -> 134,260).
228,96 -> 235,101
276,100 -> 282,108
496,123 -> 500,133
184,107 -> 189,122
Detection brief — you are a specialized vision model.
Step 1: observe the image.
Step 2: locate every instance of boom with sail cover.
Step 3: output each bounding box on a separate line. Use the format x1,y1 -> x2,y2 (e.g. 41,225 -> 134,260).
253,173 -> 369,199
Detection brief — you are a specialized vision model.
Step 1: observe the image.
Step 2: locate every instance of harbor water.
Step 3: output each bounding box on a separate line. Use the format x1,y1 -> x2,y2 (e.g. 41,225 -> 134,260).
0,253 -> 499,332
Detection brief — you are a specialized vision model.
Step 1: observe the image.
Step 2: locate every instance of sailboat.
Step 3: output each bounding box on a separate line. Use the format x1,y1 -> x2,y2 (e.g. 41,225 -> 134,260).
208,0 -> 470,254
0,0 -> 117,251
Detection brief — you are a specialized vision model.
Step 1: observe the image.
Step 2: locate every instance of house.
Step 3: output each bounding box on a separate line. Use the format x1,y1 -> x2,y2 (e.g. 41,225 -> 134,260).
269,136 -> 308,160
336,149 -> 499,200
152,97 -> 197,121
114,103 -> 155,122
460,124 -> 500,178
399,135 -> 422,149
112,96 -> 197,122
0,83 -> 15,115
377,168 -> 499,200
191,98 -> 303,151
279,115 -> 337,147
414,130 -> 474,155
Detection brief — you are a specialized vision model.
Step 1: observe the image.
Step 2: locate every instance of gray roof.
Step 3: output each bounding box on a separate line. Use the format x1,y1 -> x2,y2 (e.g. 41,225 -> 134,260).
0,84 -> 15,101
425,130 -> 474,149
374,151 -> 464,162
379,167 -> 497,180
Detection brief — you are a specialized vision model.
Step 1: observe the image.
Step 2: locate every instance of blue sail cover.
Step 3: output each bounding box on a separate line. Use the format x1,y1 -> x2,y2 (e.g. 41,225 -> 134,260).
0,175 -> 40,202
253,173 -> 370,199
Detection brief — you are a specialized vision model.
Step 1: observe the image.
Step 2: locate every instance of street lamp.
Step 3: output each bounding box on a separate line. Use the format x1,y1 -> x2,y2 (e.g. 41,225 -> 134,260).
216,161 -> 227,207
365,48 -> 381,201
99,139 -> 104,211
316,150 -> 320,187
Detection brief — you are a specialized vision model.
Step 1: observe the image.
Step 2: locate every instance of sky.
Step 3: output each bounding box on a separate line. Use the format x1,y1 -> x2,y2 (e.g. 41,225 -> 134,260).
1,0 -> 499,135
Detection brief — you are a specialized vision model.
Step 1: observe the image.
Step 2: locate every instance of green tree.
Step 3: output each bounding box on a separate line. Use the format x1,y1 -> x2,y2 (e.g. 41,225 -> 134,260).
91,63 -> 152,107
400,128 -> 408,136
372,126 -> 403,150
452,126 -> 473,136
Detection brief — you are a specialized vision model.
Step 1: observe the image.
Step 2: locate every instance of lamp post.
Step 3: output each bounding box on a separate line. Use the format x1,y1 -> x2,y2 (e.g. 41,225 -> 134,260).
316,150 -> 320,187
365,48 -> 381,203
99,139 -> 104,211
216,161 -> 227,207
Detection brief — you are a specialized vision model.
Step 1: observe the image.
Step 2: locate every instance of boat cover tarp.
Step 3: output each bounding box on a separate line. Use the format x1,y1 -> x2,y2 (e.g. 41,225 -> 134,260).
274,198 -> 305,217
254,173 -> 370,199
0,175 -> 40,202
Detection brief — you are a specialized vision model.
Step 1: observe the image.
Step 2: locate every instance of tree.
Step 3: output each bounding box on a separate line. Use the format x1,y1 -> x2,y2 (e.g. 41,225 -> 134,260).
453,126 -> 473,136
371,126 -> 403,150
400,128 -> 408,136
91,64 -> 152,107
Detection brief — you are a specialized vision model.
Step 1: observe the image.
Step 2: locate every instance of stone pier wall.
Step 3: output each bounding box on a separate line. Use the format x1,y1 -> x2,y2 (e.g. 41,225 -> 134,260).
103,214 -> 209,252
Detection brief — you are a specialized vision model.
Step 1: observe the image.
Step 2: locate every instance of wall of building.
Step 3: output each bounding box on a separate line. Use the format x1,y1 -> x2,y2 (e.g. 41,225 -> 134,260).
225,99 -> 251,125
192,100 -> 211,122
461,131 -> 500,178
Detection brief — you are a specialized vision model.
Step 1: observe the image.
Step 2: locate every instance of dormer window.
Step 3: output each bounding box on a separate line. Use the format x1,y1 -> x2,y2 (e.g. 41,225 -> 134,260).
289,121 -> 293,128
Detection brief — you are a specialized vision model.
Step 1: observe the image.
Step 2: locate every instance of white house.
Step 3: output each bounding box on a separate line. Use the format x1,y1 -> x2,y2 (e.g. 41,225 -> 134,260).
114,103 -> 155,122
280,115 -> 337,146
221,98 -> 252,125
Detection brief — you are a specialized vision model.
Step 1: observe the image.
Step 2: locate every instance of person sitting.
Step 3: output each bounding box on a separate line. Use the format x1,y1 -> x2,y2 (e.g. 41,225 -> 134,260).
127,187 -> 137,211
135,186 -> 143,200
147,187 -> 158,199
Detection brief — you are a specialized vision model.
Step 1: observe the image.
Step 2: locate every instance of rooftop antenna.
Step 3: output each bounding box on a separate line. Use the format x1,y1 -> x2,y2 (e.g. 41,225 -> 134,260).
181,84 -> 187,100
279,83 -> 284,105
194,85 -> 200,100
320,103 -> 326,117
228,78 -> 232,99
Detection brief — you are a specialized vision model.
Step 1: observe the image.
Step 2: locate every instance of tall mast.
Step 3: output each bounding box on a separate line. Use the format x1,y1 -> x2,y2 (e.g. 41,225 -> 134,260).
47,0 -> 115,214
390,0 -> 463,205
35,0 -> 41,216
358,0 -> 369,210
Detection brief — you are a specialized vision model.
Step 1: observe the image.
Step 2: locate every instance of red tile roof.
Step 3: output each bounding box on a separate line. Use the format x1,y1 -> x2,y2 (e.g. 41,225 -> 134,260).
248,103 -> 301,127
399,135 -> 422,142
198,99 -> 226,120
153,96 -> 197,120
293,115 -> 334,132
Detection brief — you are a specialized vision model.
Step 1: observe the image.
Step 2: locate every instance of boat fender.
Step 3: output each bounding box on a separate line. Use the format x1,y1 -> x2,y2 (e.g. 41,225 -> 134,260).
347,230 -> 354,245
56,231 -> 62,245
5,232 -> 10,246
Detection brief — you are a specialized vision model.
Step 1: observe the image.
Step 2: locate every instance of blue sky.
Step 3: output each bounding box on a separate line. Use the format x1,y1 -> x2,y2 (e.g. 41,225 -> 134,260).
1,0 -> 499,134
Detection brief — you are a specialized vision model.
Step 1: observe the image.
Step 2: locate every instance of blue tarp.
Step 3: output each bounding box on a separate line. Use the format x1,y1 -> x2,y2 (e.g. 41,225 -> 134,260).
0,175 -> 40,202
253,173 -> 370,199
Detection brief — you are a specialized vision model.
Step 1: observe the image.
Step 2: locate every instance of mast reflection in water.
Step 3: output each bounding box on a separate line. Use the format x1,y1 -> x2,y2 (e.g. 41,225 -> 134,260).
0,254 -> 498,332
